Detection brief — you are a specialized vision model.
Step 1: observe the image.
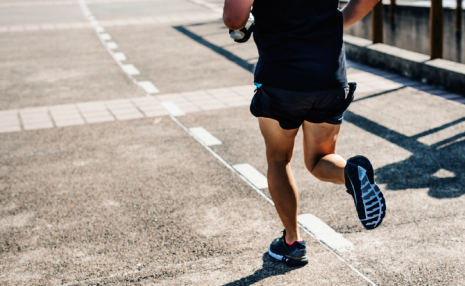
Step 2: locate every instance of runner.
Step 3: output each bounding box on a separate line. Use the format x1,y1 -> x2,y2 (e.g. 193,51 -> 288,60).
223,0 -> 386,266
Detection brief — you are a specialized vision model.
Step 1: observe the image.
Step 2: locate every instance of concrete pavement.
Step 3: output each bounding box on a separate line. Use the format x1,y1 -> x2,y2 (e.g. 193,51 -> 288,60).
1,0 -> 465,285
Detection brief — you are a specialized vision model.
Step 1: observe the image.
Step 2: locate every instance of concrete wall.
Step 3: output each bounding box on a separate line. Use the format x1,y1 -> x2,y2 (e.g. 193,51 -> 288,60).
340,2 -> 465,64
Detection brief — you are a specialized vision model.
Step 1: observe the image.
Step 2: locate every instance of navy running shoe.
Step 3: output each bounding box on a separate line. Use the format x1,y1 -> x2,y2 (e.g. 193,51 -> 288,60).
345,155 -> 386,230
268,230 -> 308,266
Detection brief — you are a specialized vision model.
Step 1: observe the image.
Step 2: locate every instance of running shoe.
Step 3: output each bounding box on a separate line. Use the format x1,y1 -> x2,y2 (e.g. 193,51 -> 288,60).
345,155 -> 386,230
268,230 -> 308,266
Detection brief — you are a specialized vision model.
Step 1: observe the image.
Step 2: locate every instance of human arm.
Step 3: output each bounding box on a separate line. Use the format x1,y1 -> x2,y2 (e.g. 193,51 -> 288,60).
341,0 -> 380,29
223,0 -> 254,30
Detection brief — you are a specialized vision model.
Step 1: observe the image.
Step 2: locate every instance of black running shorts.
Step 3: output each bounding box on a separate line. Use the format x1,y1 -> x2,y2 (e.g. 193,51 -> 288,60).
250,82 -> 356,130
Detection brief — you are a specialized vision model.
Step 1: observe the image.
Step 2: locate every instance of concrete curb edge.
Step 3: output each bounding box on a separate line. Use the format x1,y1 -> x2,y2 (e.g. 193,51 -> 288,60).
343,34 -> 465,96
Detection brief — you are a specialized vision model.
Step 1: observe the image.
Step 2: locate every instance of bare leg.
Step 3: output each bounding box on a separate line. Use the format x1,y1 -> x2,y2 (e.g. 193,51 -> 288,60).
258,117 -> 300,244
302,121 -> 346,185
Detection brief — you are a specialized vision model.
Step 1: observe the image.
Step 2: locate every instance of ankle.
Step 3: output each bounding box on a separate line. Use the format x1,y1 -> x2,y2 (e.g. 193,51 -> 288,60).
285,232 -> 302,245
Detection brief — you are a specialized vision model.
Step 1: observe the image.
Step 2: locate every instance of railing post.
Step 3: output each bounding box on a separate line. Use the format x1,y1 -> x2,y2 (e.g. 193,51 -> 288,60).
372,0 -> 384,43
430,0 -> 443,59
389,0 -> 396,24
456,0 -> 462,30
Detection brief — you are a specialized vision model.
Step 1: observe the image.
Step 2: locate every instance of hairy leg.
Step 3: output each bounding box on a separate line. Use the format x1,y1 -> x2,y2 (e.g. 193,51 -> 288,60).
302,121 -> 346,185
258,117 -> 301,244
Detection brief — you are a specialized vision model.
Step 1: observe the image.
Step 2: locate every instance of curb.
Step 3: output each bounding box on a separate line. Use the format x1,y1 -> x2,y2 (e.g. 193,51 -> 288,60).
344,34 -> 465,96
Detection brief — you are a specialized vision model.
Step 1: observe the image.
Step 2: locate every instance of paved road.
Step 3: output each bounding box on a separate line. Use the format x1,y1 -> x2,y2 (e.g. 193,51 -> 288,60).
1,0 -> 465,285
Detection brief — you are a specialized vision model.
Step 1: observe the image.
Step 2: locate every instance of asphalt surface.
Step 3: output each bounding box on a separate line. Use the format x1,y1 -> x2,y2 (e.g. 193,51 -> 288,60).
1,0 -> 465,285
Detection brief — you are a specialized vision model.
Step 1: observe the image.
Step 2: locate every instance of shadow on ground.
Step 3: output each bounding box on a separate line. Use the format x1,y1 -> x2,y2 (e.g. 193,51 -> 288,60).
174,21 -> 465,199
345,111 -> 465,199
223,253 -> 302,285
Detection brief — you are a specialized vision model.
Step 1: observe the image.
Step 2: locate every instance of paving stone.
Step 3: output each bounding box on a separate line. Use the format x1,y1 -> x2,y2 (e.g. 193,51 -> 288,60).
22,121 -> 54,130
111,110 -> 145,121
82,113 -> 115,124
54,117 -> 86,127
156,93 -> 187,103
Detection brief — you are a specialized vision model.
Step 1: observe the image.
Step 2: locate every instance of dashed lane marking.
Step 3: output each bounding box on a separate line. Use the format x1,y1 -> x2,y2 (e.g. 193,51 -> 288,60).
232,163 -> 268,189
298,214 -> 355,253
160,101 -> 185,117
138,81 -> 159,94
98,33 -> 111,40
122,64 -> 140,75
105,41 -> 118,49
189,127 -> 222,146
113,52 -> 126,62
170,117 -> 377,286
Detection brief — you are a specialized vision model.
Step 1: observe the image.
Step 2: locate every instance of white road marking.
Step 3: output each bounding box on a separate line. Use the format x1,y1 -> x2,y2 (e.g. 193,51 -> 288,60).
122,64 -> 140,75
171,116 -> 378,286
160,101 -> 185,117
298,214 -> 355,253
232,163 -> 268,189
106,42 -> 118,49
138,81 -> 159,94
95,26 -> 105,33
99,33 -> 111,41
40,24 -> 56,30
1,13 -> 221,35
187,0 -> 223,13
189,127 -> 222,146
113,52 -> 126,62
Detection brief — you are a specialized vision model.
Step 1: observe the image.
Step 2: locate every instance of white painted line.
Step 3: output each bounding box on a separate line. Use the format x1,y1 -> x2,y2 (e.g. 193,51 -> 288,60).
122,64 -> 140,75
169,117 -> 377,286
106,42 -> 118,49
138,81 -> 159,94
113,52 -> 126,62
99,33 -> 111,41
189,127 -> 222,146
40,24 -> 55,30
160,101 -> 185,117
298,214 -> 355,253
95,26 -> 105,33
232,163 -> 268,189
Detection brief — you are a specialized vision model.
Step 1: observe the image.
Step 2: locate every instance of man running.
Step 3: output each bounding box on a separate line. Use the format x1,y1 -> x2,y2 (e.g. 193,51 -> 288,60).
223,0 -> 386,266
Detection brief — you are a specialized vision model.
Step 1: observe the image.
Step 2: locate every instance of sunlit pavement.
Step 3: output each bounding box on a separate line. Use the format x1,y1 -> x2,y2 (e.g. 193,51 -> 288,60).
1,0 -> 465,285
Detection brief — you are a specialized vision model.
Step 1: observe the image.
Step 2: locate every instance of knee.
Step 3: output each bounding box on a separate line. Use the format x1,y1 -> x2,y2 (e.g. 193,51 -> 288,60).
266,149 -> 293,164
304,156 -> 319,175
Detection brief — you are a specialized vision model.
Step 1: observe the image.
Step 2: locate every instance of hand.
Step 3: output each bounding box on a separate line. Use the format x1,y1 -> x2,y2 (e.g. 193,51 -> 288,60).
229,13 -> 254,43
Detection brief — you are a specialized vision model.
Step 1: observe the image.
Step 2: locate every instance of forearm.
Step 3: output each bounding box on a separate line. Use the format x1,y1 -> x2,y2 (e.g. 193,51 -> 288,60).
223,0 -> 253,30
341,0 -> 380,29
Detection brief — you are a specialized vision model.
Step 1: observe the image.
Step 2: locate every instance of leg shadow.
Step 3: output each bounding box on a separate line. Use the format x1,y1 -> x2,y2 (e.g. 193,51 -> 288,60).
223,252 -> 303,286
345,111 -> 465,198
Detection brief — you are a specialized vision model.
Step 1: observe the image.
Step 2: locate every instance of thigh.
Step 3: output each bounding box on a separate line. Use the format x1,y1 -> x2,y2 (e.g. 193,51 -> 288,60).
258,117 -> 299,162
302,121 -> 341,167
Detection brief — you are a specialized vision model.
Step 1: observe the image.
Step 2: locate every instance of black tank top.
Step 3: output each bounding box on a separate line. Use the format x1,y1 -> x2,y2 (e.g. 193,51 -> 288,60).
252,0 -> 348,92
